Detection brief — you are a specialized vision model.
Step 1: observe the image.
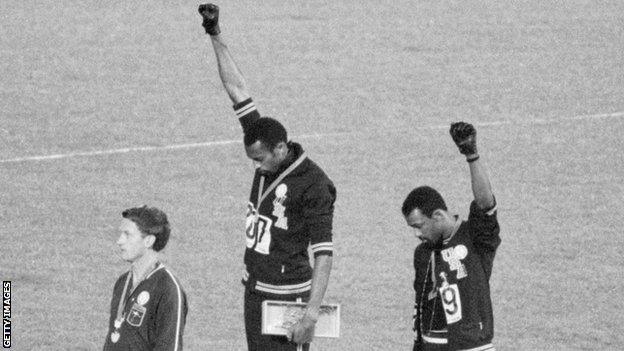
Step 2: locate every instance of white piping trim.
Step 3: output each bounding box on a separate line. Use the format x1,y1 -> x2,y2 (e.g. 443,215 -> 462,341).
145,263 -> 165,280
485,205 -> 497,216
163,268 -> 184,351
422,335 -> 448,344
311,242 -> 333,252
458,344 -> 495,351
255,280 -> 312,295
235,101 -> 257,117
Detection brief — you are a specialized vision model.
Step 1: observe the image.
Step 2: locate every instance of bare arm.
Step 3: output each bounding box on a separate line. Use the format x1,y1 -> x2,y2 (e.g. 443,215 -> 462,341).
306,254 -> 332,319
467,156 -> 495,210
450,122 -> 495,210
208,34 -> 251,104
289,255 -> 332,344
199,4 -> 250,104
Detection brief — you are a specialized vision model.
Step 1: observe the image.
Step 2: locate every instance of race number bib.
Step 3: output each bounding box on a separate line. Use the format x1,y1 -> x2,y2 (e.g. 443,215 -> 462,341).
246,203 -> 273,255
439,284 -> 462,324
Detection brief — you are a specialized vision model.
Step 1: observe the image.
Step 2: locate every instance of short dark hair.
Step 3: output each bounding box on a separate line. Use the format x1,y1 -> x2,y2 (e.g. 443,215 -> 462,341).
401,186 -> 447,218
244,117 -> 288,150
122,205 -> 170,252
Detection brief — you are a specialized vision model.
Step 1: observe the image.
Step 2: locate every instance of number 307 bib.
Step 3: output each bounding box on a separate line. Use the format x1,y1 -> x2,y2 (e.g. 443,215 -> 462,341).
246,203 -> 273,255
439,284 -> 463,324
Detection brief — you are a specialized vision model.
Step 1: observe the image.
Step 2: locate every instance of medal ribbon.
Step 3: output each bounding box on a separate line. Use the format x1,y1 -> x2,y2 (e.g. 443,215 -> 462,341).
257,152 -> 307,206
253,175 -> 265,238
114,271 -> 132,328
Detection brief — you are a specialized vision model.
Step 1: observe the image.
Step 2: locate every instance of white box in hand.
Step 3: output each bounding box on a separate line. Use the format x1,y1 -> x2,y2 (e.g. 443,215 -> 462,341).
261,301 -> 340,338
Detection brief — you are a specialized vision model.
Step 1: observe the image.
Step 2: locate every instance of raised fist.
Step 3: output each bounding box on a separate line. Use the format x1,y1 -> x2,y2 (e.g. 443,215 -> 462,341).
198,3 -> 220,35
450,122 -> 477,156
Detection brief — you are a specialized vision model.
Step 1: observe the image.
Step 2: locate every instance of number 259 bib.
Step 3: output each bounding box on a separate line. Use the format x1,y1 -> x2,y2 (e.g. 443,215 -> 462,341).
439,284 -> 463,324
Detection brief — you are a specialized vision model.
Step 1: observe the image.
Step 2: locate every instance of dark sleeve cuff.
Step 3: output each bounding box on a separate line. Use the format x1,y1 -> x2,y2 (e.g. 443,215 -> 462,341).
233,98 -> 260,133
233,98 -> 253,110
313,251 -> 333,258
470,196 -> 497,217
311,242 -> 333,258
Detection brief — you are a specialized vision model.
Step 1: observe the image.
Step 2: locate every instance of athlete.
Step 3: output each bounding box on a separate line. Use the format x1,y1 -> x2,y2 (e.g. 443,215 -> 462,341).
402,122 -> 501,351
198,4 -> 336,351
103,206 -> 188,351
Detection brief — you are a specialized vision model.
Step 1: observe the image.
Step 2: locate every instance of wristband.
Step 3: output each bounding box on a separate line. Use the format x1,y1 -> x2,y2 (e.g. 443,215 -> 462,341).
206,26 -> 220,36
466,155 -> 480,163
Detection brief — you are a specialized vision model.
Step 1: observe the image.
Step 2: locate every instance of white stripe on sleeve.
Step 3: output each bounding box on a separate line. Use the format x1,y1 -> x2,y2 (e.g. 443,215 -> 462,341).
164,269 -> 184,351
311,242 -> 333,253
235,101 -> 257,118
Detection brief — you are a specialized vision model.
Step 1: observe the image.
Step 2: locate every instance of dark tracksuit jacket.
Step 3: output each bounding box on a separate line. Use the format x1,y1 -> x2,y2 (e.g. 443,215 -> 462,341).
413,201 -> 500,351
234,98 -> 336,298
104,263 -> 187,351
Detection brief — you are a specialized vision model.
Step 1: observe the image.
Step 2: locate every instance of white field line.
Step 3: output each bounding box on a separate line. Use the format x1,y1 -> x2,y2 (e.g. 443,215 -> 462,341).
1,111 -> 623,164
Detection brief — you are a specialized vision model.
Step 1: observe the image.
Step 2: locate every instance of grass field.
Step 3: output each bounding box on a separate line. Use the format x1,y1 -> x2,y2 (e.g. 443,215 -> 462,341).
1,1 -> 623,350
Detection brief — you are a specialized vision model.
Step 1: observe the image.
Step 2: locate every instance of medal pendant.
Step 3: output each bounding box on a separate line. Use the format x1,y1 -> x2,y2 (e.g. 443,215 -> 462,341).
111,331 -> 120,343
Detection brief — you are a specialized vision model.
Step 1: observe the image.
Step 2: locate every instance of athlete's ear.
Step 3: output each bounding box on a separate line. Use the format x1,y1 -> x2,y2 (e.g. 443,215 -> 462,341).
274,141 -> 288,157
143,234 -> 156,249
431,209 -> 446,222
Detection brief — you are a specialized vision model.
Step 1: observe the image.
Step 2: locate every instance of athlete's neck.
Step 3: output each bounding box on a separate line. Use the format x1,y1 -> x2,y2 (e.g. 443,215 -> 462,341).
281,144 -> 294,165
441,215 -> 461,241
131,251 -> 159,287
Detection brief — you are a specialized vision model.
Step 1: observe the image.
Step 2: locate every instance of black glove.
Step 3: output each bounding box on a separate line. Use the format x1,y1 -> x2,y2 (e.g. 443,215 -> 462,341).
198,3 -> 220,35
450,122 -> 477,156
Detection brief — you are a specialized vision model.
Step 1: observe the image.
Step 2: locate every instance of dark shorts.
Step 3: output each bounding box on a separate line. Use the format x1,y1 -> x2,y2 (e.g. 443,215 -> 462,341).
244,288 -> 310,351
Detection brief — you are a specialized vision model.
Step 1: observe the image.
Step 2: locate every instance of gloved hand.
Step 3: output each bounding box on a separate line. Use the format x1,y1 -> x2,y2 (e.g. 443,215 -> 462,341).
198,3 -> 221,35
450,122 -> 477,156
